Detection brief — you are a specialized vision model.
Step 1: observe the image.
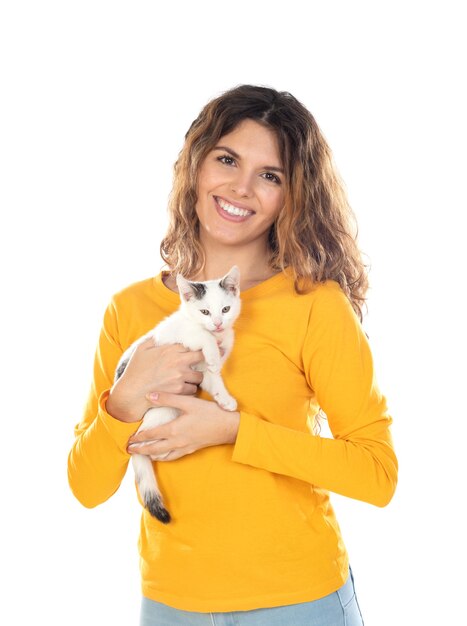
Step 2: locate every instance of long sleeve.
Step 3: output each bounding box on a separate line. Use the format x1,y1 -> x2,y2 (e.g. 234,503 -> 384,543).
232,283 -> 398,507
67,299 -> 141,508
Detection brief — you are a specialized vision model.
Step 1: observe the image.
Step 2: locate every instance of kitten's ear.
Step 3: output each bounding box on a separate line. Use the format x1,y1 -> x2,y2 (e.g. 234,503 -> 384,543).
220,265 -> 240,295
176,274 -> 196,302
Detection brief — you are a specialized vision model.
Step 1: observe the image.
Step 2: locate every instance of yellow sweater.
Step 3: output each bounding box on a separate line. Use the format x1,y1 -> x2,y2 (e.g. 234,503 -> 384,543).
68,270 -> 397,612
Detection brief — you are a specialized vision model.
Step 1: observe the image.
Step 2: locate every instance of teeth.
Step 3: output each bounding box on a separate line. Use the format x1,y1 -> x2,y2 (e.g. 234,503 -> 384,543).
217,197 -> 253,217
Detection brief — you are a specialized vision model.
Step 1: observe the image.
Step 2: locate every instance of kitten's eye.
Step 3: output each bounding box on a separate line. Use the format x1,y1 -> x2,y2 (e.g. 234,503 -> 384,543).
222,306 -> 230,313
200,309 -> 210,316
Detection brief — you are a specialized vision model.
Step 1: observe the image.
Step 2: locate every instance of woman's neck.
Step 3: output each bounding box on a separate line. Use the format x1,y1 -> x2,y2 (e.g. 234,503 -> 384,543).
162,250 -> 281,293
194,238 -> 279,287
197,263 -> 277,287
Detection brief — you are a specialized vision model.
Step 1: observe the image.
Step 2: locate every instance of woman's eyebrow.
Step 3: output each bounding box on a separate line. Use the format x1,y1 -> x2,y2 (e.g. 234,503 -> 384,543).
213,145 -> 284,173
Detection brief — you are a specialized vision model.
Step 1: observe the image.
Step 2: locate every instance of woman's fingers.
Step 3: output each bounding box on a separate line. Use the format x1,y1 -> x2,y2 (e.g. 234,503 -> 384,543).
182,348 -> 205,365
185,368 -> 204,385
180,381 -> 200,395
127,418 -> 186,457
128,437 -> 169,456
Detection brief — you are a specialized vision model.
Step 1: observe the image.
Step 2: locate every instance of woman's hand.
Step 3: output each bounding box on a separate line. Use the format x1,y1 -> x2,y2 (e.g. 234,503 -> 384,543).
126,392 -> 240,460
106,339 -> 204,423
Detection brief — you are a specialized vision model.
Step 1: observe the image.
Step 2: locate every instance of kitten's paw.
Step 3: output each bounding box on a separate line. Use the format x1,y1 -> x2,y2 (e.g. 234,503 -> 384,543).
215,394 -> 237,411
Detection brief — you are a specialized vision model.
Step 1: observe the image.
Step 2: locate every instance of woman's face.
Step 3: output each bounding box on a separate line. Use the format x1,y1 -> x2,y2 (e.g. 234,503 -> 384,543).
195,119 -> 285,252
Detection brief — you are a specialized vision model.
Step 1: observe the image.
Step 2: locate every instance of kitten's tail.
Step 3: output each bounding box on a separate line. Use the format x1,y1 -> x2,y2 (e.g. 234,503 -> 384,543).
132,453 -> 171,523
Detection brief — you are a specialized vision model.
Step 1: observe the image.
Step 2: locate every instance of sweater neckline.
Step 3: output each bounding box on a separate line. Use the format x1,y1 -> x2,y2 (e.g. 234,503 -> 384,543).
152,269 -> 290,305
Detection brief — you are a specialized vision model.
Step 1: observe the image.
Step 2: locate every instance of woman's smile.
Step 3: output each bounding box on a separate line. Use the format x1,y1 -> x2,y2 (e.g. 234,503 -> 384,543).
214,196 -> 256,222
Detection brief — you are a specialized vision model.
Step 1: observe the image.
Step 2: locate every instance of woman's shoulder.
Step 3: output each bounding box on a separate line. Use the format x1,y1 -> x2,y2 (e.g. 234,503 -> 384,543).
110,275 -> 159,305
263,274 -> 355,327
104,274 -> 178,324
282,277 -> 357,326
302,279 -> 363,337
309,279 -> 348,303
308,279 -> 354,310
281,274 -> 348,305
108,271 -> 179,316
104,273 -> 175,341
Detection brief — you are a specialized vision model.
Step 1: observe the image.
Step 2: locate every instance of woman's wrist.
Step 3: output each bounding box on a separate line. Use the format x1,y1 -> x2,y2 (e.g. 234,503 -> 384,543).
105,392 -> 142,423
226,411 -> 241,444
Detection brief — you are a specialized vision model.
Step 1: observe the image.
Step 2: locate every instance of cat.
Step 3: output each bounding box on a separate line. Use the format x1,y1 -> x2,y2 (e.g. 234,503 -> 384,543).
114,265 -> 241,523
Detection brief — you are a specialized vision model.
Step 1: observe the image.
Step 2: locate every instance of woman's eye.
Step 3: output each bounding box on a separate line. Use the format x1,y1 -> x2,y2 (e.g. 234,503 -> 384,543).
263,172 -> 281,185
200,309 -> 210,315
222,306 -> 230,313
217,155 -> 236,166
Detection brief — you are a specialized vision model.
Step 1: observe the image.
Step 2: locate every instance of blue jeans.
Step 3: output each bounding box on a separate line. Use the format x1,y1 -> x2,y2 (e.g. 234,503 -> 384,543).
140,568 -> 364,625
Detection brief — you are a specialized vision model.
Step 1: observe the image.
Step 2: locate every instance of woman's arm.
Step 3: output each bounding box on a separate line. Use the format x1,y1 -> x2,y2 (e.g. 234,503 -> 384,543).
232,285 -> 398,507
67,299 -> 205,508
67,300 -> 141,508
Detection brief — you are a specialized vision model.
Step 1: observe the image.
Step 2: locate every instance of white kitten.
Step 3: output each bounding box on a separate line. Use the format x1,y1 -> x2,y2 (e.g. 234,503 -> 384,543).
114,266 -> 241,523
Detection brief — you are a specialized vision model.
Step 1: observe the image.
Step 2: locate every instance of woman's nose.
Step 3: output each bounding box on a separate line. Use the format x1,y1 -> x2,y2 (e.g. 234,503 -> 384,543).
231,169 -> 254,197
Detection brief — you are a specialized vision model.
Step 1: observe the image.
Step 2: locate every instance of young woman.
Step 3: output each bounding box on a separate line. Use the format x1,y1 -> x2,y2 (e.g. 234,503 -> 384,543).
68,85 -> 398,626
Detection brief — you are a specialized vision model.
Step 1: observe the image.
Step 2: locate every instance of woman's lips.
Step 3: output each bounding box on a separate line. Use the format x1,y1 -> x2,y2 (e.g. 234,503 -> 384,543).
214,196 -> 255,222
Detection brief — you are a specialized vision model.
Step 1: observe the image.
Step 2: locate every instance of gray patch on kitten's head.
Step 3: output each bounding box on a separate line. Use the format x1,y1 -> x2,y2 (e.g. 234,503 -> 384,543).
176,274 -> 206,302
190,282 -> 207,300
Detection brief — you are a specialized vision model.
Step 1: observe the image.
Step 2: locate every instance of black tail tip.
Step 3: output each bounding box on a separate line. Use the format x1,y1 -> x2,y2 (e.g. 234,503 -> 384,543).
145,495 -> 171,524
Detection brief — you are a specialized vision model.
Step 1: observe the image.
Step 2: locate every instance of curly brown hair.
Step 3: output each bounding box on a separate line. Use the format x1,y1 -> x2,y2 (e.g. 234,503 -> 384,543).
160,85 -> 369,320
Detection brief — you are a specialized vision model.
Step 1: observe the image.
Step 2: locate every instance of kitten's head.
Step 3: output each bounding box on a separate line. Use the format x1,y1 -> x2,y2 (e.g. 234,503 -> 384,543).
176,266 -> 241,333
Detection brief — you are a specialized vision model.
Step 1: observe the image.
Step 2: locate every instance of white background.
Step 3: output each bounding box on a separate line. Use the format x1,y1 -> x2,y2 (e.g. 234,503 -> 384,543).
1,1 -> 465,624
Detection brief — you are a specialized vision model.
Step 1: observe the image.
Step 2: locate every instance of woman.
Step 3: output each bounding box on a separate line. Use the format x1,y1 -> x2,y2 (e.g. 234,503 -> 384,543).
68,85 -> 398,625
